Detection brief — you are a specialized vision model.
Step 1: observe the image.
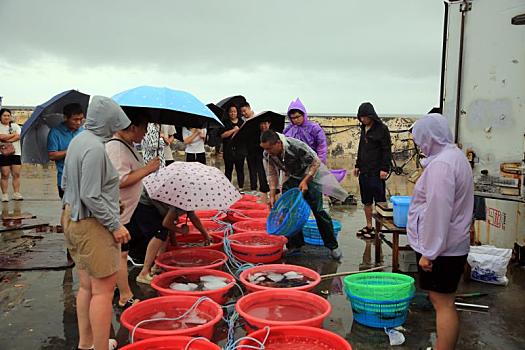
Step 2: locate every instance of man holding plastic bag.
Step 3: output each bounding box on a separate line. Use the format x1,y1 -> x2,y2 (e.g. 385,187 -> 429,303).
260,130 -> 347,260
407,114 -> 474,350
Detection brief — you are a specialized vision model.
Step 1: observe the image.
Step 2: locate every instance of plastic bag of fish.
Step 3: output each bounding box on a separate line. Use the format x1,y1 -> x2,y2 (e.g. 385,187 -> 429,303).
169,275 -> 231,292
247,271 -> 312,288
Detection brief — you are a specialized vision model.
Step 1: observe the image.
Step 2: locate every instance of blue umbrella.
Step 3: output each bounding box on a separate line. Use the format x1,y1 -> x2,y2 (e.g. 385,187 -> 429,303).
112,86 -> 223,128
21,90 -> 89,164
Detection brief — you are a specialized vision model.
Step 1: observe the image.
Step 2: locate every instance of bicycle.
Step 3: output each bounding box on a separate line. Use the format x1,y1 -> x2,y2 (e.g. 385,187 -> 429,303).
387,138 -> 423,180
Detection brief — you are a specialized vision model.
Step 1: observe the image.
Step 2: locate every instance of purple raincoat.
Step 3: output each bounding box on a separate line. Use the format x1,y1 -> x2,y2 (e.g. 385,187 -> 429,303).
283,98 -> 328,163
407,114 -> 474,260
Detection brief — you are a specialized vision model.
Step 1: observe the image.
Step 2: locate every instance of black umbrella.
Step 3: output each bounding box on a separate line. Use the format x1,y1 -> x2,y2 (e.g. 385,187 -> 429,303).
216,95 -> 247,110
232,111 -> 286,145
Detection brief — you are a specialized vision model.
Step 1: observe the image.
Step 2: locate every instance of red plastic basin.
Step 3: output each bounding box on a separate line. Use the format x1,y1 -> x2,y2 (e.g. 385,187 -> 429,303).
230,201 -> 268,211
187,221 -> 231,237
155,248 -> 227,271
239,326 -> 352,350
167,233 -> 223,251
120,336 -> 221,350
227,233 -> 287,264
239,264 -> 321,293
240,194 -> 260,202
230,209 -> 269,223
120,296 -> 223,341
235,289 -> 332,332
179,210 -> 227,223
151,269 -> 235,304
232,219 -> 267,233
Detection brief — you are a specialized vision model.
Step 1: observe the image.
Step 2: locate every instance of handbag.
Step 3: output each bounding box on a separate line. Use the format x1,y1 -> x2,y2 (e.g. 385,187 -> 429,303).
0,122 -> 15,156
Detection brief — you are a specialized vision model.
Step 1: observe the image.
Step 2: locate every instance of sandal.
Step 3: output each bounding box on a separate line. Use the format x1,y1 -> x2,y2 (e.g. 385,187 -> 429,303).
118,297 -> 140,309
77,339 -> 117,350
136,273 -> 154,285
357,226 -> 375,239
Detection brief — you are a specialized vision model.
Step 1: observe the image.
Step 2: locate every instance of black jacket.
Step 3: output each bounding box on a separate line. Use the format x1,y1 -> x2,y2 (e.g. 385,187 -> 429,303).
220,119 -> 248,160
355,103 -> 392,175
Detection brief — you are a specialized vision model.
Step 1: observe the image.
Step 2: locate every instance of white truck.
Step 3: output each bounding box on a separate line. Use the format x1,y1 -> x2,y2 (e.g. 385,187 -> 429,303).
441,0 -> 525,250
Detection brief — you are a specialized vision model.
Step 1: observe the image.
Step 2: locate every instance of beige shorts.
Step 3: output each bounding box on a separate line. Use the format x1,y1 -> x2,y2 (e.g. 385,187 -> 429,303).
62,206 -> 120,279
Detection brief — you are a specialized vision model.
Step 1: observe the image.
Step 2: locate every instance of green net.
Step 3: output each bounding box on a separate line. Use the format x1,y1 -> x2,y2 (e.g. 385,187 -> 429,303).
343,272 -> 415,301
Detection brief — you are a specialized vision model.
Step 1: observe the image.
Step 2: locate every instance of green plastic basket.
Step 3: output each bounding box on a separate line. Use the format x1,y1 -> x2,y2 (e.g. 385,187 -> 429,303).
343,272 -> 415,301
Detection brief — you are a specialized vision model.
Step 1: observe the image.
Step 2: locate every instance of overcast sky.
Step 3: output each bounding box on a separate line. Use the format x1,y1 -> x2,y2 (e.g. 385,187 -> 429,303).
0,0 -> 444,115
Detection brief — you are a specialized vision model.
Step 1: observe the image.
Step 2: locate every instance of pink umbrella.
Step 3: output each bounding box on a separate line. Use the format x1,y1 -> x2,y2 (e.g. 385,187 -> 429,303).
143,161 -> 241,211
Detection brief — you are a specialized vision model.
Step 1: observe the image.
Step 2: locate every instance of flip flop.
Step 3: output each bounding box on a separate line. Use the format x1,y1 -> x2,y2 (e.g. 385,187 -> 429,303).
357,226 -> 375,238
136,274 -> 154,285
118,297 -> 140,309
77,339 -> 117,350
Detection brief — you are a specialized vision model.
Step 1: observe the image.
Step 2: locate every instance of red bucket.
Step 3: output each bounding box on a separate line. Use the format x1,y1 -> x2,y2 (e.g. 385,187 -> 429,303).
230,209 -> 269,223
230,201 -> 268,211
227,233 -> 287,264
187,221 -> 230,237
120,296 -> 223,341
179,210 -> 227,223
167,233 -> 223,251
235,289 -> 332,332
155,248 -> 227,271
151,269 -> 235,304
232,219 -> 267,233
240,194 -> 260,202
239,264 -> 321,293
120,336 -> 221,350
239,326 -> 352,350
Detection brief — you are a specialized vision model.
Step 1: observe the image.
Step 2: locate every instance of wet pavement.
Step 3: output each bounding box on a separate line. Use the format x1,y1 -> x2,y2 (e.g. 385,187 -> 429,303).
1,163 -> 524,349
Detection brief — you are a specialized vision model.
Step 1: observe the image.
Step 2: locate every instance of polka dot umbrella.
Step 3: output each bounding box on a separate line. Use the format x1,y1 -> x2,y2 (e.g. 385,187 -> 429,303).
143,161 -> 241,211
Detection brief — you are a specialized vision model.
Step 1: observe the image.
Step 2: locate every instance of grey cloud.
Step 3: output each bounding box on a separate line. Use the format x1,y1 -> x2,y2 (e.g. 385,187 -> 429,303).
0,0 -> 443,78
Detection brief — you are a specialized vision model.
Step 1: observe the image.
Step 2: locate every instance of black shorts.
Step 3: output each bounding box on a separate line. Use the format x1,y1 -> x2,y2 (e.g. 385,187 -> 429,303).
415,252 -> 467,294
359,174 -> 386,205
0,155 -> 21,167
131,203 -> 169,241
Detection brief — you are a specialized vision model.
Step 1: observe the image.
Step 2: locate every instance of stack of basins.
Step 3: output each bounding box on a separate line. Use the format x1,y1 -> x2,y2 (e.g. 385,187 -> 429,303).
122,193 -> 353,349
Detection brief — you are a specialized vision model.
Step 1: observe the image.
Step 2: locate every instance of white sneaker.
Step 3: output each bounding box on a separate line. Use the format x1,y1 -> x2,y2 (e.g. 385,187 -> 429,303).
13,192 -> 23,201
330,248 -> 343,261
1,194 -> 8,202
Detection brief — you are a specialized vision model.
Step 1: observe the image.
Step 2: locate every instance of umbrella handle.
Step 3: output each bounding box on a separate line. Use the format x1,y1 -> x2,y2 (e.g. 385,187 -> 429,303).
156,125 -> 161,157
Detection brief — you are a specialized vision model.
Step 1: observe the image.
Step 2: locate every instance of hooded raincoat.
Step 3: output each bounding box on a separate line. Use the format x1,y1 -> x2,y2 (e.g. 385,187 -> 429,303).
407,114 -> 474,260
283,98 -> 328,163
62,96 -> 131,232
355,102 -> 392,175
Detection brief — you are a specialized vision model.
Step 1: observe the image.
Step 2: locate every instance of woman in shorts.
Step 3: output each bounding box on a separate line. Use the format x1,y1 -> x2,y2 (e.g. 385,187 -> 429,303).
0,108 -> 23,201
61,96 -> 131,350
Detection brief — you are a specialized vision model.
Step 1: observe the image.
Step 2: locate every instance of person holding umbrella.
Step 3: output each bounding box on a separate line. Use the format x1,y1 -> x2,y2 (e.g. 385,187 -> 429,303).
240,101 -> 269,194
47,103 -> 85,199
135,161 -> 240,283
105,113 -> 160,308
61,96 -> 131,350
221,105 -> 246,189
134,189 -> 213,284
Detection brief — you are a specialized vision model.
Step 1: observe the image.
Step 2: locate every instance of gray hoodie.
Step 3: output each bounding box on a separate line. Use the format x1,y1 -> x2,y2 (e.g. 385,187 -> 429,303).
62,96 -> 131,232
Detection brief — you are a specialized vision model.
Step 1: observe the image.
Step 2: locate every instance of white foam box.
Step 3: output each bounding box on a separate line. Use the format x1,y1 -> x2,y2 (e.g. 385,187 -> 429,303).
398,249 -> 418,273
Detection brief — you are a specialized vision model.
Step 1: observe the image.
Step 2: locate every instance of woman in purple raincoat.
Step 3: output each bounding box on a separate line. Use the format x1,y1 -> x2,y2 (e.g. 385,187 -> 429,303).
283,98 -> 328,163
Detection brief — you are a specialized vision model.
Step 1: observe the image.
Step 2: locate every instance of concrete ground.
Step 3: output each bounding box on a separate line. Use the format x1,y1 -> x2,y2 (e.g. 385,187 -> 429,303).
0,163 -> 524,349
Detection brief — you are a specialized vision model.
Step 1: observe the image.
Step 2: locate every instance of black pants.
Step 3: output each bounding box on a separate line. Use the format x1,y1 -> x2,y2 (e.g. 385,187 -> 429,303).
186,152 -> 206,165
224,155 -> 245,188
58,186 -> 64,199
246,153 -> 269,193
283,178 -> 338,250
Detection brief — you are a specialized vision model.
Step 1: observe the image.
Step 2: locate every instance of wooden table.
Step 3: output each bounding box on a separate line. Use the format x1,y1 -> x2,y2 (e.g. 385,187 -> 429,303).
373,213 -> 412,272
